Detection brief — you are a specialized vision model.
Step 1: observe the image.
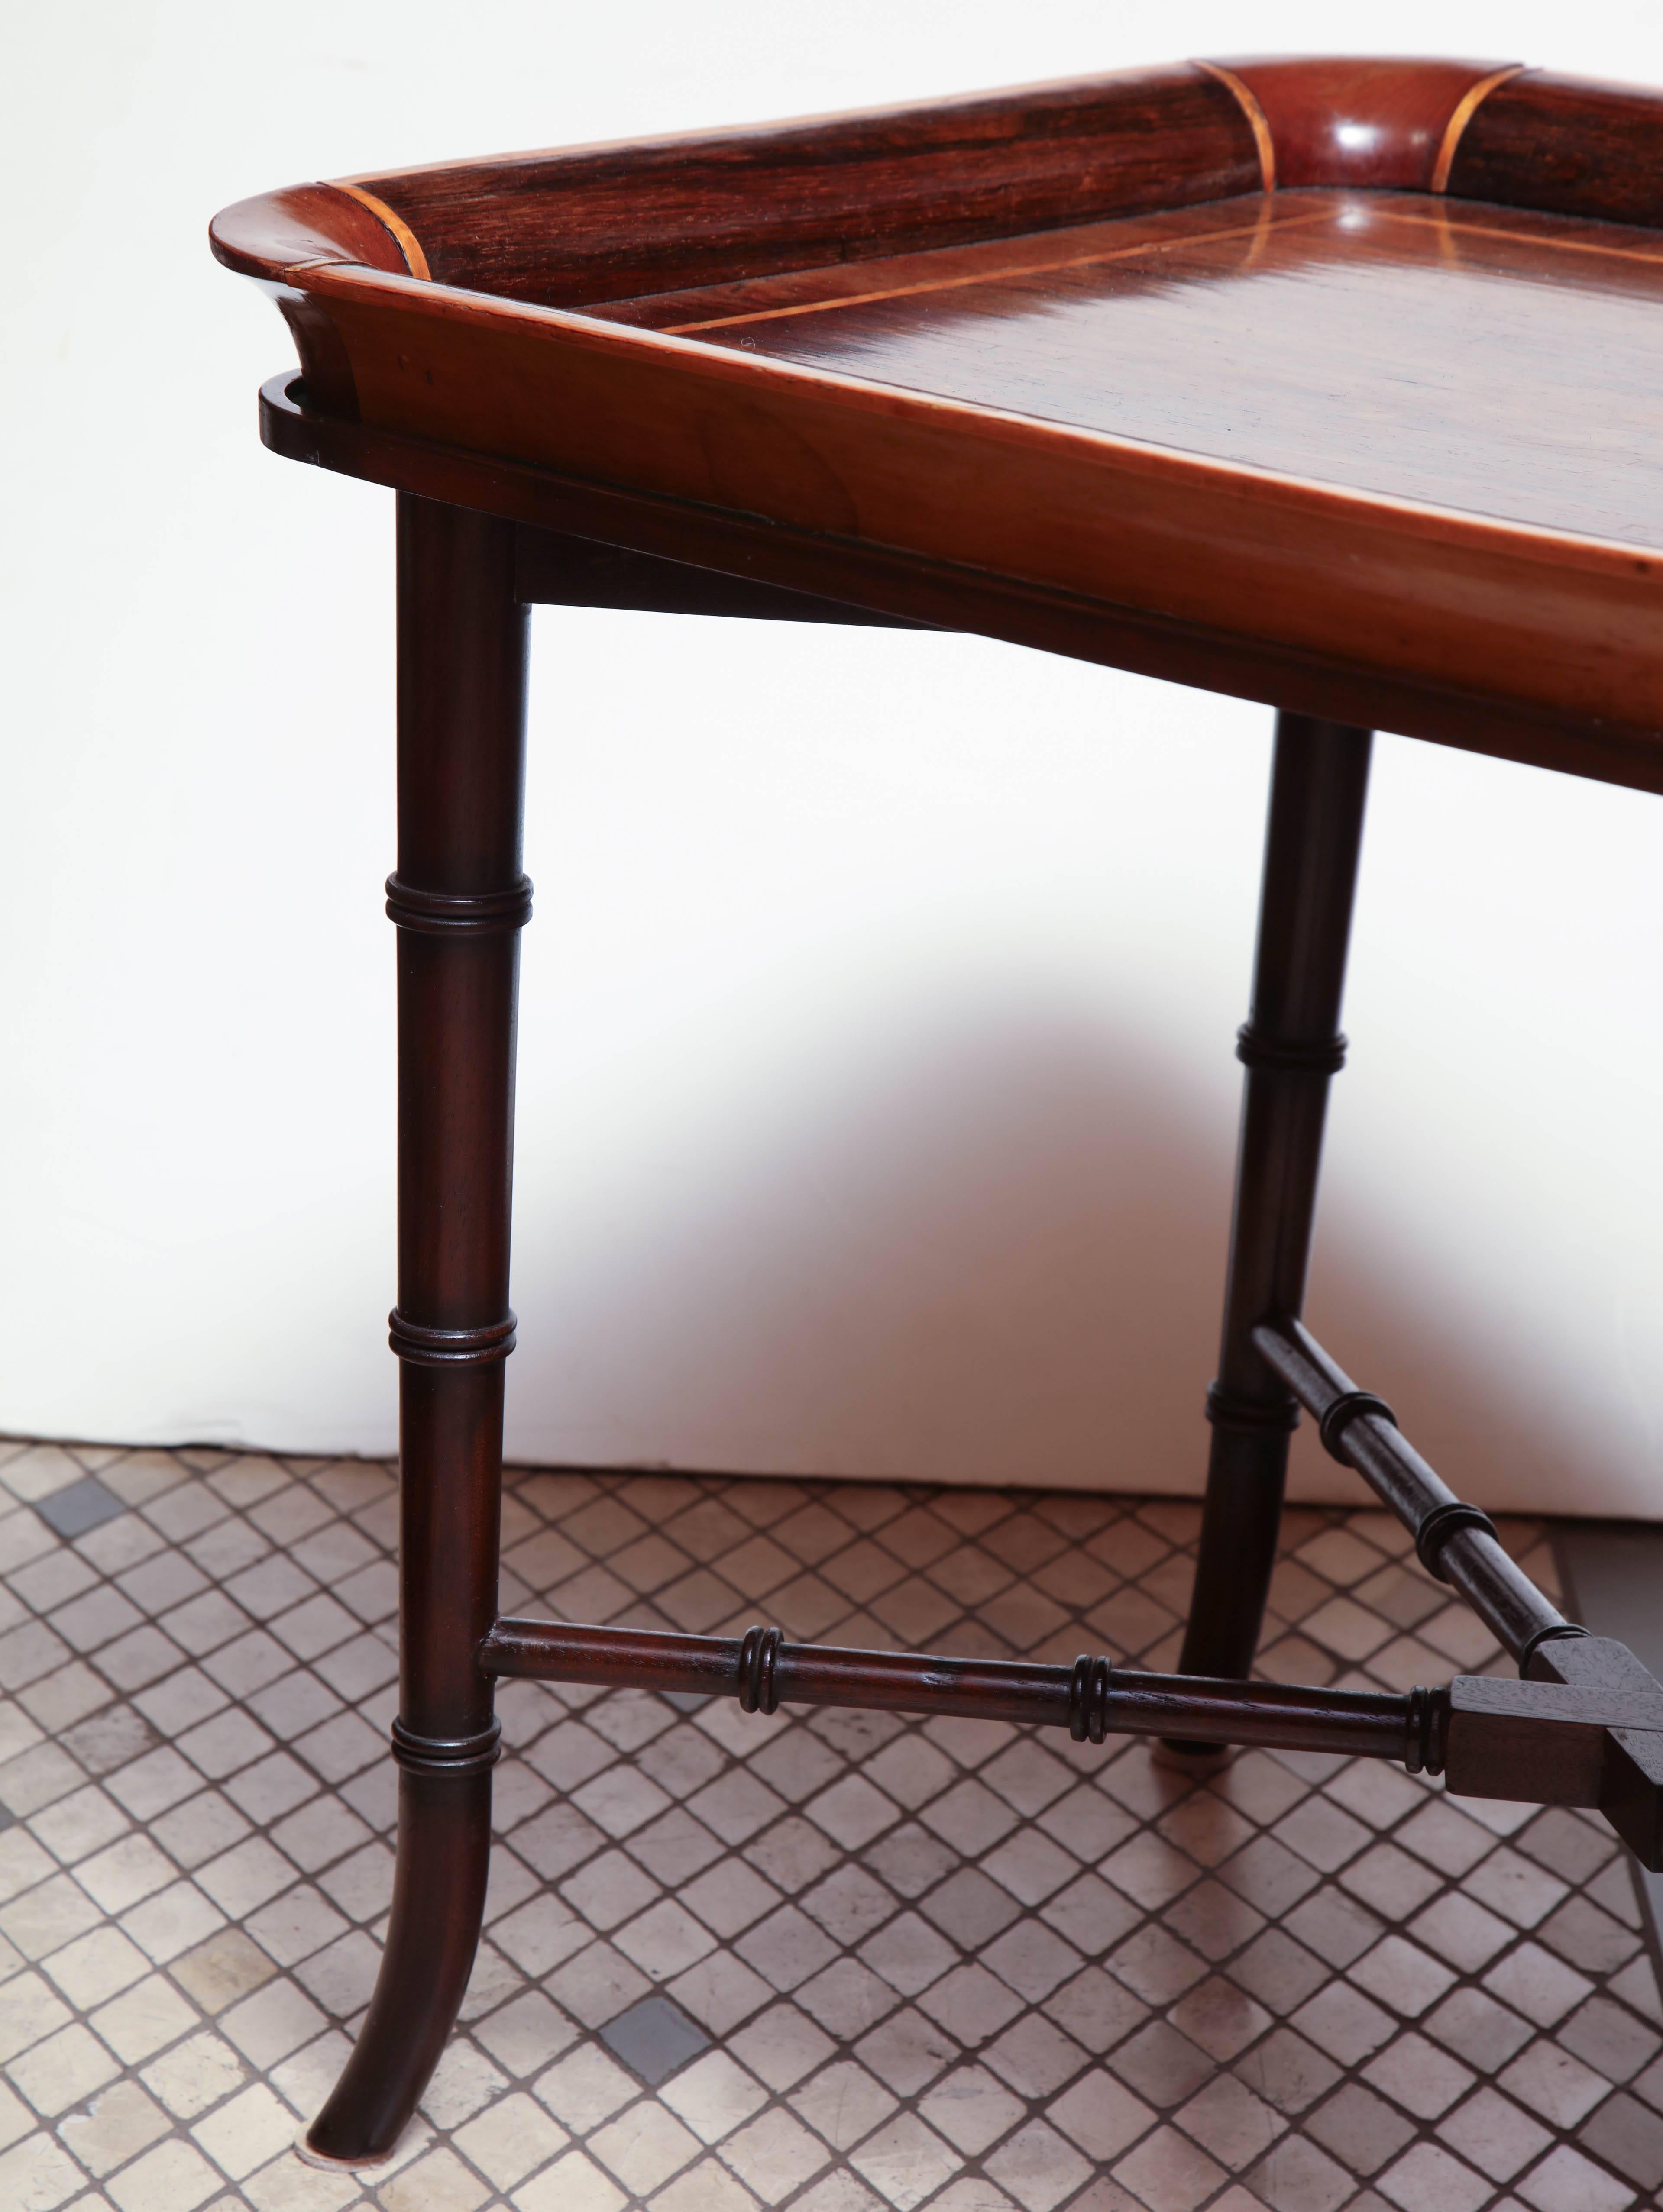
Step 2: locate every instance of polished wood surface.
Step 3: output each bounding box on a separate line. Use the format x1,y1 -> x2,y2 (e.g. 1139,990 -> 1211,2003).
1178,719 -> 1372,1702
214,59 -> 1663,2162
258,245 -> 1663,747
304,498 -> 528,2167
1450,67 -> 1663,227
480,1618 -> 1429,1763
259,370 -> 1663,797
1256,1317 -> 1576,1668
1214,55 -> 1517,188
209,180 -> 411,279
210,58 -> 1663,776
512,526 -> 925,625
336,65 -> 1257,307
596,188 -> 1663,552
477,1618 -> 1663,1830
334,183 -> 430,279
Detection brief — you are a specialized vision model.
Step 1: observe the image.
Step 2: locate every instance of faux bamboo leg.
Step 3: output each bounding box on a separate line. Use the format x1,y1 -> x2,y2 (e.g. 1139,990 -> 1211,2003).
1174,714 -> 1372,1708
306,496 -> 529,2162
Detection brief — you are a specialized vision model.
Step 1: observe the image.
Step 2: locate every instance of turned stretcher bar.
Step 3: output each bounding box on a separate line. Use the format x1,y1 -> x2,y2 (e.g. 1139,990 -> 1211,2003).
469,1314 -> 1663,1870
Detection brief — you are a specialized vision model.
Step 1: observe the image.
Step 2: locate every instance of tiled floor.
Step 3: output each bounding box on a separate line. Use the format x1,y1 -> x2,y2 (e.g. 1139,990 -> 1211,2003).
0,1435 -> 1658,2212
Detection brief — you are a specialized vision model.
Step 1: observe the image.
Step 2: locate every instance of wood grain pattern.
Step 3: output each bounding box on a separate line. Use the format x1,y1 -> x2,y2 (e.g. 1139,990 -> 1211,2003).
1429,64 -> 1527,191
348,65 -> 1258,306
1194,63 -> 1276,190
335,182 -> 431,280
605,197 -> 1321,331
1448,69 -> 1663,227
280,226 -> 1663,744
214,63 -> 1663,2156
214,57 -> 1663,789
634,190 -> 1663,552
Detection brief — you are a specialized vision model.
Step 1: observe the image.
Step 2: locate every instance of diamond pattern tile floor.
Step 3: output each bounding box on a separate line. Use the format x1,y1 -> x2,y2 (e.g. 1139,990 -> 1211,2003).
0,1434 -> 1656,2212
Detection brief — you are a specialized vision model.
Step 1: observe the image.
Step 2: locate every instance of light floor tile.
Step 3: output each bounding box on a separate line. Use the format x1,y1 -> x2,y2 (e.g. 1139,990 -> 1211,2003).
0,1451 -> 1649,2212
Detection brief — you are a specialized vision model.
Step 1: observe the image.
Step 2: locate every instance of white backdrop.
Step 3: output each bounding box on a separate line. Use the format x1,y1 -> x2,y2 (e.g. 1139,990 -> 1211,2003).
5,1 -> 1663,1511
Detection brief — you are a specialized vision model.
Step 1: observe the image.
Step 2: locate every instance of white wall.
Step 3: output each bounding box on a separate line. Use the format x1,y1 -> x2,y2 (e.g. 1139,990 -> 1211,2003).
4,0 -> 1663,1511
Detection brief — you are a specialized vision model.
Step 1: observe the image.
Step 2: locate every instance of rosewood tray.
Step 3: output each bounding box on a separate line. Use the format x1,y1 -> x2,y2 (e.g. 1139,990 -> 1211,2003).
212,57 -> 1663,2167
216,54 -> 1663,788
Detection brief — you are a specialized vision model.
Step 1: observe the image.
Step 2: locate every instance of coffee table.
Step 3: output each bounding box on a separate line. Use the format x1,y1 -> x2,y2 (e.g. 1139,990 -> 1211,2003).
213,54 -> 1663,2163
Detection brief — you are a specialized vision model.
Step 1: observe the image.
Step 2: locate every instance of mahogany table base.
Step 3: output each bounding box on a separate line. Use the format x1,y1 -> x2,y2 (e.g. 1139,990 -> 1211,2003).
208,49 -> 1663,2161
265,460 -> 1663,2165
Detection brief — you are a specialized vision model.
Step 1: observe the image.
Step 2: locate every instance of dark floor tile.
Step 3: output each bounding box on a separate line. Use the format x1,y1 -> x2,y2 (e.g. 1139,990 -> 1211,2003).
35,1475 -> 128,1539
599,1992 -> 711,2084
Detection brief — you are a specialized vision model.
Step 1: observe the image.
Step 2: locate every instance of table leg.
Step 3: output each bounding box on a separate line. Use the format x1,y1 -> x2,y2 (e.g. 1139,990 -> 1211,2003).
306,495 -> 530,2163
1174,714 -> 1372,1708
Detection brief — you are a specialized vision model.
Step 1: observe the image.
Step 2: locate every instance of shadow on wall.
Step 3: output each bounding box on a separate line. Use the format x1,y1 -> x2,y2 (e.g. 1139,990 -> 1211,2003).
505,996 -> 1598,1512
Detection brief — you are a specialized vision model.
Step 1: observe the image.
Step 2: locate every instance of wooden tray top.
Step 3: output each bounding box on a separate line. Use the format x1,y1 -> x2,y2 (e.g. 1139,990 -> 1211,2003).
214,58 -> 1663,789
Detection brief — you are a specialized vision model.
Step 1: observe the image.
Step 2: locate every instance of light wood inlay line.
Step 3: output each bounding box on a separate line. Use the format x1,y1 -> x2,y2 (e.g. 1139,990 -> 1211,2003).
1380,200 -> 1663,269
665,207 -> 1336,335
1430,64 -> 1529,191
1195,59 -> 1276,193
335,181 -> 432,281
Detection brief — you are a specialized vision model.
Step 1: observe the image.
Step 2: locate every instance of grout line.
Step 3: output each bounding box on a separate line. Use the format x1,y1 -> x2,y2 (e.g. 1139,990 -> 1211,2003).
0,1459 -> 1648,2210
